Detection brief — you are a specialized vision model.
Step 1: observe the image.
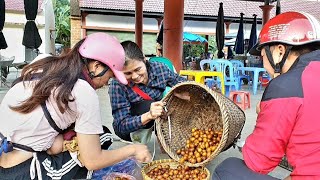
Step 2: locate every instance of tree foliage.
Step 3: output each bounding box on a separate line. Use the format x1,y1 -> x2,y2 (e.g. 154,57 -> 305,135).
53,0 -> 70,48
183,35 -> 218,58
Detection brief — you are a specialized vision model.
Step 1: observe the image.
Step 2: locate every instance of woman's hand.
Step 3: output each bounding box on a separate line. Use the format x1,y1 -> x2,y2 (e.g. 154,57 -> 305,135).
174,91 -> 190,101
141,101 -> 165,124
148,101 -> 165,119
130,144 -> 152,163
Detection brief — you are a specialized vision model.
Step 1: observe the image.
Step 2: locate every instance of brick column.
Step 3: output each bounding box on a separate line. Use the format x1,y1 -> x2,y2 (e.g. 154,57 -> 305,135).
70,16 -> 82,48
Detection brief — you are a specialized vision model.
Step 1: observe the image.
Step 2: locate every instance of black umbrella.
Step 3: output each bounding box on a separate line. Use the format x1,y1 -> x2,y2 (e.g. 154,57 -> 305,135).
235,12 -> 244,54
22,0 -> 42,49
247,14 -> 257,53
0,0 -> 7,49
276,0 -> 281,15
216,2 -> 225,59
227,46 -> 234,59
156,20 -> 163,46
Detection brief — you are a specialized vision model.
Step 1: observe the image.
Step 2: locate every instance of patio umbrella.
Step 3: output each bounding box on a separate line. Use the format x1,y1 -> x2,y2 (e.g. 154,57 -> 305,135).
0,0 -> 7,49
276,0 -> 281,15
183,32 -> 208,44
235,12 -> 244,54
156,20 -> 163,46
247,14 -> 257,53
216,2 -> 225,58
227,46 -> 234,59
22,0 -> 42,49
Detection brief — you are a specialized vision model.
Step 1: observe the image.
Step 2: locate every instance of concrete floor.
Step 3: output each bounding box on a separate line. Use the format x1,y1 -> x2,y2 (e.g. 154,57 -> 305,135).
0,69 -> 291,179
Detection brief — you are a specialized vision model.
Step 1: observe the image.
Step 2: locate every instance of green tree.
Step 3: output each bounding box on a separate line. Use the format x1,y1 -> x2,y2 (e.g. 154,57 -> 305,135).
183,35 -> 218,58
208,35 -> 218,58
53,0 -> 70,48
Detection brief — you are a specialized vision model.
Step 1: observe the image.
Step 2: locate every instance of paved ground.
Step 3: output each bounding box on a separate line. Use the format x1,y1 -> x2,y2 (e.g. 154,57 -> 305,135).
0,69 -> 291,179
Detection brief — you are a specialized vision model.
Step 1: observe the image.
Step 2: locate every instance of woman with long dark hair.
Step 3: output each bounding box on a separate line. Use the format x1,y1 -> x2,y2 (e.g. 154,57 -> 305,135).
0,33 -> 151,180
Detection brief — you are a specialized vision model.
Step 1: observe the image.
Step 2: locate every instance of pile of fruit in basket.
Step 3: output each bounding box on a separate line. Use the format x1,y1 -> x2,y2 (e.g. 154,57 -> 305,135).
146,164 -> 208,180
176,128 -> 222,164
114,177 -> 130,180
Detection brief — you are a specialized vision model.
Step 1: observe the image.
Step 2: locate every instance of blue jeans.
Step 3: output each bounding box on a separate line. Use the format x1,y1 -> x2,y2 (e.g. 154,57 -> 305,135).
213,157 -> 279,180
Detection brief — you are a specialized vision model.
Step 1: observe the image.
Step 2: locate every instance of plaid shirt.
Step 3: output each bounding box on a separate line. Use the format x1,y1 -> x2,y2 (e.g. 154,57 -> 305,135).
109,61 -> 186,137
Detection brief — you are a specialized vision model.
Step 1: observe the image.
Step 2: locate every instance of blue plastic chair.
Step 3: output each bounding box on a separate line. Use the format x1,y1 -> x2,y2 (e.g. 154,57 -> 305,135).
199,59 -> 214,71
208,59 -> 239,96
230,59 -> 251,89
199,59 -> 216,88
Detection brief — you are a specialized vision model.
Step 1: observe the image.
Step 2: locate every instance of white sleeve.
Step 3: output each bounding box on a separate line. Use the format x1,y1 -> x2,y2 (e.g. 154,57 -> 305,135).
73,80 -> 104,134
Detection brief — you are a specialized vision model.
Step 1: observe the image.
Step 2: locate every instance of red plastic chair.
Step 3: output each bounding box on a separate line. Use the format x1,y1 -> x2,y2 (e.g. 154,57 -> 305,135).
229,91 -> 250,110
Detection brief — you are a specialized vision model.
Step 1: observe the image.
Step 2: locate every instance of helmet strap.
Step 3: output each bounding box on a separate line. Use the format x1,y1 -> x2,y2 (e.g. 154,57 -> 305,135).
265,45 -> 292,78
279,45 -> 292,69
82,57 -> 110,79
265,46 -> 276,69
92,65 -> 109,78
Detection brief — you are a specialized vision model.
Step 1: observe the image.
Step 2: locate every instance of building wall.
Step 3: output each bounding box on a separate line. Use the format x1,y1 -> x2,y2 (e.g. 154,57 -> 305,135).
1,12 -> 45,63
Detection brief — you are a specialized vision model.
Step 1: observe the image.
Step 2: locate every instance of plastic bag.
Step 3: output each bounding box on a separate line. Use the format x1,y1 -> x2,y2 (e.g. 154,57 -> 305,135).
130,127 -> 153,144
92,158 -> 142,180
103,172 -> 136,180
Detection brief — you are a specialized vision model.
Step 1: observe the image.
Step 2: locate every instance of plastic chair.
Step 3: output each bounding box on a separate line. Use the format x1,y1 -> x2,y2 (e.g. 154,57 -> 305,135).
229,91 -> 251,110
199,59 -> 216,88
149,57 -> 176,73
230,59 -> 250,89
149,57 -> 175,97
199,59 -> 213,71
0,56 -> 15,88
259,72 -> 272,90
208,59 -> 239,96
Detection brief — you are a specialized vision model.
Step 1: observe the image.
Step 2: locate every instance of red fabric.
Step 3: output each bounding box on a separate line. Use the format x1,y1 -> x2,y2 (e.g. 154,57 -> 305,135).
243,61 -> 320,179
81,69 -> 96,89
132,85 -> 153,100
63,130 -> 76,141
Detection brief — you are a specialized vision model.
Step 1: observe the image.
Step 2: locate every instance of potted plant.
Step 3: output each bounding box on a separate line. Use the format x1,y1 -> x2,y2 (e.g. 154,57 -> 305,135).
53,0 -> 70,55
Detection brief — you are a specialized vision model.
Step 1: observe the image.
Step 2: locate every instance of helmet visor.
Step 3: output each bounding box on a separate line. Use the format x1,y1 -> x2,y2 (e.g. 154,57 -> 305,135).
249,41 -> 261,56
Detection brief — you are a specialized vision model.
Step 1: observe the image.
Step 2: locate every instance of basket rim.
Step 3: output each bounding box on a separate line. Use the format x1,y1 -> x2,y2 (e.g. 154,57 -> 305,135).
141,159 -> 210,180
156,81 -> 245,167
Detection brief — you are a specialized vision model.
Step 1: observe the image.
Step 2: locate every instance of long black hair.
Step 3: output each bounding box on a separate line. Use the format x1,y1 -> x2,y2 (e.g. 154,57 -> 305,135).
10,39 -> 86,114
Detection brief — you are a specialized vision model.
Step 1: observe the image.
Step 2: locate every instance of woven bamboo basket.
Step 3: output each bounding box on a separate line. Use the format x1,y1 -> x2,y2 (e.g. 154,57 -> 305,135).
156,81 -> 245,167
141,159 -> 210,180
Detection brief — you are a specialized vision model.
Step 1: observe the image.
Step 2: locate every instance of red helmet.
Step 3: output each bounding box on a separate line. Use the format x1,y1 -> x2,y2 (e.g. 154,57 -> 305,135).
250,11 -> 320,55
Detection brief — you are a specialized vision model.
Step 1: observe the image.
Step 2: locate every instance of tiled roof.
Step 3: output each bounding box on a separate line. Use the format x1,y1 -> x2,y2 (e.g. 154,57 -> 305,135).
79,0 -> 320,21
5,0 -> 44,12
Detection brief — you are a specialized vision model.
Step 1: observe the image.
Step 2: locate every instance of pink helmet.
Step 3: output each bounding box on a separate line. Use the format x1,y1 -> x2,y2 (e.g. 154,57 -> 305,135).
79,33 -> 127,85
